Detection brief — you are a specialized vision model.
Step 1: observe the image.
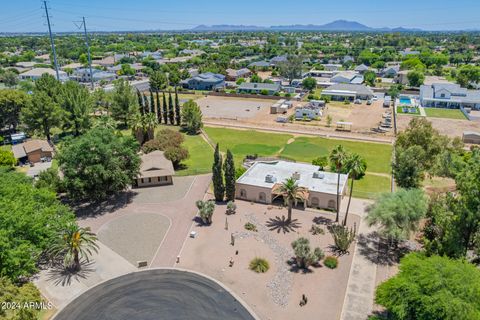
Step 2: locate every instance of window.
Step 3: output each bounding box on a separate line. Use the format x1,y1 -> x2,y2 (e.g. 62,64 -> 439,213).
159,176 -> 168,182
148,178 -> 151,183
240,189 -> 247,198
440,93 -> 445,98
141,178 -> 144,183
328,200 -> 336,209
259,192 -> 266,203
311,197 -> 319,207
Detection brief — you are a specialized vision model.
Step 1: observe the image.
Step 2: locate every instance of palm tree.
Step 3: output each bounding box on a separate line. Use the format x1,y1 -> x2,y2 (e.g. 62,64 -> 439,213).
50,223 -> 99,271
128,112 -> 144,145
142,113 -> 158,142
329,145 -> 348,222
343,153 -> 366,226
273,177 -> 308,223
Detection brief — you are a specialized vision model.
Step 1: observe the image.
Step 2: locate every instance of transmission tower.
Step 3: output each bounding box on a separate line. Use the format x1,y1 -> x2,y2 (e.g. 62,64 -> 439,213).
42,1 -> 60,80
75,17 -> 94,90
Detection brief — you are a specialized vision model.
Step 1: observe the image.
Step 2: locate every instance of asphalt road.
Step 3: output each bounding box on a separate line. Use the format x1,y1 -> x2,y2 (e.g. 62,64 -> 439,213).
53,269 -> 256,320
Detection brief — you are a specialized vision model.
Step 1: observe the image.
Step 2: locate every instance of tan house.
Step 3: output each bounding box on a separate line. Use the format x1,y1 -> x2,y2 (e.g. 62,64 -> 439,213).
135,151 -> 175,187
463,131 -> 480,144
12,139 -> 53,163
236,161 -> 348,211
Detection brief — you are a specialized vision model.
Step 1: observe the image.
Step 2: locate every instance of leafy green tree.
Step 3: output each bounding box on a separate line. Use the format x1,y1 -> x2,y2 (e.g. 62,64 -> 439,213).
111,79 -> 139,127
311,156 -> 328,170
291,237 -> 324,269
223,149 -> 236,202
273,177 -> 308,223
393,145 -> 425,189
34,74 -> 62,102
364,70 -> 376,86
407,70 -> 425,87
181,100 -> 203,134
50,223 -> 98,271
0,277 -> 43,319
0,168 -> 75,281
456,65 -> 480,87
302,77 -> 317,91
35,167 -> 62,192
212,144 -> 225,202
120,63 -> 135,76
60,81 -> 92,136
58,127 -> 140,201
278,55 -> 303,84
375,253 -> 480,320
366,189 -> 428,244
250,74 -> 262,83
21,91 -> 63,141
329,145 -> 348,222
0,149 -> 16,167
343,153 -> 366,226
1,70 -> 18,88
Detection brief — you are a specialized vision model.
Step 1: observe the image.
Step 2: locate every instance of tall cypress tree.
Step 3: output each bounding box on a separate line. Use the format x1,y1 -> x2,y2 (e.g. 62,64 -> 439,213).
162,92 -> 168,124
149,89 -> 155,114
175,88 -> 181,126
212,143 -> 225,202
168,92 -> 175,125
224,149 -> 236,202
156,91 -> 162,123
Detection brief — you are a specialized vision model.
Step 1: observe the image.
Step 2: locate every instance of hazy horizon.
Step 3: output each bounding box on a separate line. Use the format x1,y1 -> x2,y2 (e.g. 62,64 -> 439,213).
1,0 -> 480,33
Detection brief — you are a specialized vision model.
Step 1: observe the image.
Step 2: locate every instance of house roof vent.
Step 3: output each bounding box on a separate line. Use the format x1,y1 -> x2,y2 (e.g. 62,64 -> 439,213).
313,172 -> 325,179
265,174 -> 277,183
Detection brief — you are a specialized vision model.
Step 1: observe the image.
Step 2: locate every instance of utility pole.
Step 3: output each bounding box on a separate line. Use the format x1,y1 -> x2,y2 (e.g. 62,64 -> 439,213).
82,17 -> 94,90
43,1 -> 60,80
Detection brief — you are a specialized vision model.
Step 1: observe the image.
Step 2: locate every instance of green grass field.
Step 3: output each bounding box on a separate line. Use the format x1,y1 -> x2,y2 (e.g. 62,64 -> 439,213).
424,108 -> 467,120
280,136 -> 392,174
351,174 -> 391,199
176,134 -> 213,176
203,127 -> 293,165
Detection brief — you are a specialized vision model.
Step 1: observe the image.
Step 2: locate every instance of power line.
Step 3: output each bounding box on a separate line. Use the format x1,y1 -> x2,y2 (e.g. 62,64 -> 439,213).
42,0 -> 60,80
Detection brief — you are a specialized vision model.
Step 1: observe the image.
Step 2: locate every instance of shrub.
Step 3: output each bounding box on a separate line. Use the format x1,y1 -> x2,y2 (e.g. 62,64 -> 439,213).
328,224 -> 356,254
244,222 -> 257,232
324,256 -> 338,269
292,237 -> 324,269
310,224 -> 325,235
226,201 -> 236,215
196,200 -> 215,225
249,258 -> 269,273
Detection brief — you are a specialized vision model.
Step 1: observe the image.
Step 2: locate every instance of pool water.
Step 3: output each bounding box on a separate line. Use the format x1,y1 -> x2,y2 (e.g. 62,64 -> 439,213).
399,97 -> 412,105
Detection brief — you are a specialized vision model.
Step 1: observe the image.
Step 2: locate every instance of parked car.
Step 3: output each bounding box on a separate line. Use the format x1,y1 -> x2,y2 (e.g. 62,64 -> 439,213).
366,100 -> 373,105
354,99 -> 362,104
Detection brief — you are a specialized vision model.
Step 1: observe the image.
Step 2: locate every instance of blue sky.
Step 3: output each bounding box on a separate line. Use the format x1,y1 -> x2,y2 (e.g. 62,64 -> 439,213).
1,0 -> 480,32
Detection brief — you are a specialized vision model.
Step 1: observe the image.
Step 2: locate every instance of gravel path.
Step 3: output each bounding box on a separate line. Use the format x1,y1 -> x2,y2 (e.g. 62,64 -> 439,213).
234,214 -> 294,307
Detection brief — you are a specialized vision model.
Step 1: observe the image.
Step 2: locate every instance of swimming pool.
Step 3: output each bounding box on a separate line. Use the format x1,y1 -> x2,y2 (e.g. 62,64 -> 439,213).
399,96 -> 412,105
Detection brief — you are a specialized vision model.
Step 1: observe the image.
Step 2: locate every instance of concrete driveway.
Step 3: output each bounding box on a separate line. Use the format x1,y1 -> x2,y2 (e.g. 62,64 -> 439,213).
53,269 -> 257,320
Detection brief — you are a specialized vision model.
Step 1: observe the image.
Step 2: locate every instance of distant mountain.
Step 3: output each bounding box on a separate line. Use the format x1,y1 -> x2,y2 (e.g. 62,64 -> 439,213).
191,20 -> 423,32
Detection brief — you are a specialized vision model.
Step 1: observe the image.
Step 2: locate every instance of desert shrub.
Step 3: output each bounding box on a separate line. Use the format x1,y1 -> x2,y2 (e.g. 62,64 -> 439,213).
249,257 -> 270,273
324,256 -> 338,269
292,237 -> 324,269
226,201 -> 236,215
196,200 -> 215,225
244,222 -> 257,232
310,224 -> 325,235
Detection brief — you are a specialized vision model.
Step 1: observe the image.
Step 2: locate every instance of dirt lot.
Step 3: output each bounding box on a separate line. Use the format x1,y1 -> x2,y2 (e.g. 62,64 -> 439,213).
196,96 -> 274,120
178,200 -> 360,320
397,114 -> 480,139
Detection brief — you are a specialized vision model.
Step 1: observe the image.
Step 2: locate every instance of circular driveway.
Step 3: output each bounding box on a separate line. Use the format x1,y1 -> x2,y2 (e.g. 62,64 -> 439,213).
53,269 -> 256,320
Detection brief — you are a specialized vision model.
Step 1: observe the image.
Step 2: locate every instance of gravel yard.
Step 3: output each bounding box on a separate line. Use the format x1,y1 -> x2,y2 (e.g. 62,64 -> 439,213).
196,96 -> 274,119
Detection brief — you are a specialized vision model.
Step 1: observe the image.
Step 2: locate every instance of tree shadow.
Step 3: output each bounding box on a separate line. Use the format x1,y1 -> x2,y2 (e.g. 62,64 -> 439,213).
70,191 -> 135,219
46,260 -> 95,287
287,258 -> 318,274
265,216 -> 301,234
192,216 -> 211,227
312,216 -> 333,226
327,245 -> 351,257
356,232 -> 411,266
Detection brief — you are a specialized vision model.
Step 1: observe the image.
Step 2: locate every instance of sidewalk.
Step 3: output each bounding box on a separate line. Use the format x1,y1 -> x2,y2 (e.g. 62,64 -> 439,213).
340,198 -> 378,320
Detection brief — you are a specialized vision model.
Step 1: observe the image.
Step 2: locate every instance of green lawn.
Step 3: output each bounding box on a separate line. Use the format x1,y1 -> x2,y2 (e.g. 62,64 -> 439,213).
424,108 -> 467,120
203,127 -> 293,165
280,136 -> 392,174
1,144 -> 12,151
176,134 -> 213,176
351,174 -> 391,199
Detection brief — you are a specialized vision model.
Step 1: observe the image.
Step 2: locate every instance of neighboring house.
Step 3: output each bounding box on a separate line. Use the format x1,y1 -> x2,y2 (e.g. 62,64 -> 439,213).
12,139 -> 53,164
399,49 -> 420,57
419,83 -> 480,110
295,104 -> 322,120
237,82 -> 281,95
354,64 -> 369,73
463,131 -> 480,144
395,70 -> 410,85
15,61 -> 36,69
270,55 -> 288,66
181,72 -> 225,90
382,66 -> 400,78
303,70 -> 335,78
236,160 -> 348,211
331,71 -> 364,84
19,68 -> 68,81
92,56 -> 115,68
270,99 -> 292,114
135,151 -> 175,188
225,68 -> 252,81
141,51 -> 162,60
248,61 -> 271,69
322,83 -> 375,101
72,68 -> 117,83
322,64 -> 343,71
343,55 -> 355,64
